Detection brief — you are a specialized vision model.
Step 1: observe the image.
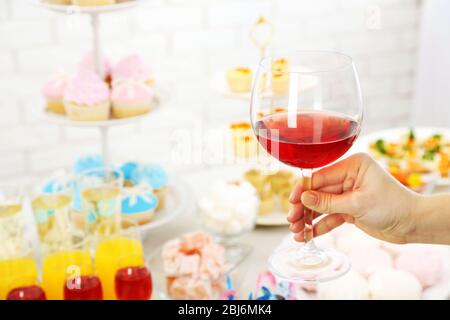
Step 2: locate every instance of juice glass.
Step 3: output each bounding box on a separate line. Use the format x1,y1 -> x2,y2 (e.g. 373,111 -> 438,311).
0,247 -> 39,300
31,175 -> 73,251
115,254 -> 152,300
77,168 -> 123,237
41,237 -> 92,300
63,260 -> 103,300
6,276 -> 46,300
0,183 -> 24,251
95,221 -> 144,300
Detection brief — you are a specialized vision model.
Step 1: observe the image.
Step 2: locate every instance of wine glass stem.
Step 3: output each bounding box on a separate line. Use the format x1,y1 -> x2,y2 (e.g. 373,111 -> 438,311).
301,168 -> 316,250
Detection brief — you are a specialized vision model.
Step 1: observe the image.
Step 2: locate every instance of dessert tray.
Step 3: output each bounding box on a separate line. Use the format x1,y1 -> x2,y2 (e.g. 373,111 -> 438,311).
354,127 -> 450,188
29,0 -> 140,14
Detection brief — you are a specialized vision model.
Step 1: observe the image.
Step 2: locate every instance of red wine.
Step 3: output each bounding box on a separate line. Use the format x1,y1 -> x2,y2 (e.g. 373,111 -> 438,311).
256,111 -> 359,168
115,266 -> 152,300
64,275 -> 103,300
7,285 -> 46,300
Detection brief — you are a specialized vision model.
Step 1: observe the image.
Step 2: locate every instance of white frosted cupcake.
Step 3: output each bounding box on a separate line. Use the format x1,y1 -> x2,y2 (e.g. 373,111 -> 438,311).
63,71 -> 110,121
111,79 -> 153,118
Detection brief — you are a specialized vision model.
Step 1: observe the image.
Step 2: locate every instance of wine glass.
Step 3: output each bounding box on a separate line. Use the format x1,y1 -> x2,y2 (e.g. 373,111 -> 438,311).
250,51 -> 363,283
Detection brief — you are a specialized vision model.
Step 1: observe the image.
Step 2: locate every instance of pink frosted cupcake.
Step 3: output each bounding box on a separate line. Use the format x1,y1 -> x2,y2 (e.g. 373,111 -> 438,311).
112,54 -> 153,86
111,79 -> 153,118
63,71 -> 110,121
78,51 -> 113,85
41,71 -> 69,114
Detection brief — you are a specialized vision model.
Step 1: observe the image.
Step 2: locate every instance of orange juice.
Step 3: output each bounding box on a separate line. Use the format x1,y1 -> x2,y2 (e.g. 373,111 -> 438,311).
95,237 -> 144,300
42,250 -> 92,300
0,257 -> 38,299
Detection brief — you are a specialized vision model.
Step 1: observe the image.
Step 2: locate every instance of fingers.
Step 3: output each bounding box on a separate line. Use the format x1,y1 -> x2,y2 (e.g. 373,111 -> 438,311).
313,214 -> 346,237
301,191 -> 357,215
289,179 -> 303,203
287,203 -> 321,223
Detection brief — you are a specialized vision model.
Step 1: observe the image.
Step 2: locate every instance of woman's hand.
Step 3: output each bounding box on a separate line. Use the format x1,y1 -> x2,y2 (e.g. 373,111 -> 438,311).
287,153 -> 419,244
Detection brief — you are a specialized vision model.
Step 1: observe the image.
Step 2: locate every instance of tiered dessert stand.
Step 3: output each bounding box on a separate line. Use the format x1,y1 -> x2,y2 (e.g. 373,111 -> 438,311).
29,0 -> 188,236
31,0 -> 153,167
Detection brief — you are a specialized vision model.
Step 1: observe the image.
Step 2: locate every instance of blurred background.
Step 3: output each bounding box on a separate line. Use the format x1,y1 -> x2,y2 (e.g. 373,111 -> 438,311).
0,0 -> 448,181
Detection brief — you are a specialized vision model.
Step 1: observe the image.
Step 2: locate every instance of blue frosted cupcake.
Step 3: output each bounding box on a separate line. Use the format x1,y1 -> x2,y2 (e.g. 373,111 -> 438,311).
121,182 -> 158,225
131,164 -> 169,211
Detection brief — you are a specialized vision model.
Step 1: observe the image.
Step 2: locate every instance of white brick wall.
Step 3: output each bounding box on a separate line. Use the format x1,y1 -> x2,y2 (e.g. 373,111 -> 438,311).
0,0 -> 422,180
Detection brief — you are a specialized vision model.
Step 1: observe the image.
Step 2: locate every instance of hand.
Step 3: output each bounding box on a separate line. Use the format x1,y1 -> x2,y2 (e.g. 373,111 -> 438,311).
287,153 -> 419,244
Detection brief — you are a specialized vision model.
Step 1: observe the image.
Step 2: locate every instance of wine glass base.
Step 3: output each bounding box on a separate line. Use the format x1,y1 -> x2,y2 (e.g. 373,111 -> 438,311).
268,245 -> 351,283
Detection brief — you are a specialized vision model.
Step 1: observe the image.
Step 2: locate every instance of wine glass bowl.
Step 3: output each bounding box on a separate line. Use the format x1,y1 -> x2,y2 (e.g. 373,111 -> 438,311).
250,51 -> 363,283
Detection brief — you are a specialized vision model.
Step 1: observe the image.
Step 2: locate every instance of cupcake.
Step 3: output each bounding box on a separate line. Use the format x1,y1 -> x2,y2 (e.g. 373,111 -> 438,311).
71,0 -> 116,6
78,51 -> 113,84
111,79 -> 153,118
271,58 -> 290,96
63,71 -> 111,121
41,71 -> 69,114
229,121 -> 258,159
226,67 -> 252,93
112,54 -> 153,86
132,164 -> 168,211
121,182 -> 158,226
267,170 -> 294,194
279,187 -> 291,213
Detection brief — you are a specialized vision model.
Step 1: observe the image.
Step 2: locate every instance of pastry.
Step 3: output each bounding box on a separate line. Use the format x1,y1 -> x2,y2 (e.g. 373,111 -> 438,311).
271,58 -> 289,96
243,169 -> 267,194
394,244 -> 443,287
272,58 -> 289,73
318,271 -> 370,300
162,232 -> 228,299
258,187 -> 275,215
226,67 -> 252,93
47,0 -> 71,4
63,71 -> 110,121
71,0 -> 116,6
279,187 -> 291,213
41,71 -> 69,114
112,54 -> 153,86
349,247 -> 393,278
229,121 -> 258,159
111,79 -> 153,118
267,170 -> 294,194
131,164 -> 168,211
73,154 -> 104,174
78,51 -> 112,84
271,73 -> 290,96
121,182 -> 158,225
368,268 -> 422,300
198,180 -> 259,237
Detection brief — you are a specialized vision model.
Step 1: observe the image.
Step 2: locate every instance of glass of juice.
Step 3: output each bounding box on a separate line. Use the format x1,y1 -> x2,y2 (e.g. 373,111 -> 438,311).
77,168 -> 123,238
0,183 -> 24,247
63,259 -> 103,300
95,220 -> 144,300
41,236 -> 92,300
0,245 -> 40,300
31,174 -> 73,251
6,275 -> 46,300
115,253 -> 152,300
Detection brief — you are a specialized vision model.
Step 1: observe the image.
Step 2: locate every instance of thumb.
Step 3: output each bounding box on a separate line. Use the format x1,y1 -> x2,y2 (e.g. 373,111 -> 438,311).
301,191 -> 356,215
